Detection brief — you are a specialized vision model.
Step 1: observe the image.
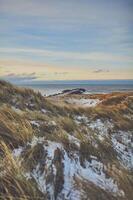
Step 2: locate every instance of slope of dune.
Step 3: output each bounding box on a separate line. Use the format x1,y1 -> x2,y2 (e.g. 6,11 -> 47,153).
0,80 -> 133,200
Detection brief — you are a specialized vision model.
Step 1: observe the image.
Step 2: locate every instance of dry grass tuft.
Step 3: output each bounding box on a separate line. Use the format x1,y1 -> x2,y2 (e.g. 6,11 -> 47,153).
22,143 -> 46,171
0,105 -> 33,148
60,117 -> 76,133
0,141 -> 46,200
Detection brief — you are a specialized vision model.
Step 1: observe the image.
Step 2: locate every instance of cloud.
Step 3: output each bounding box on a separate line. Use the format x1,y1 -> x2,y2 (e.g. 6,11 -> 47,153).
93,69 -> 110,73
54,72 -> 69,75
0,0 -> 132,81
0,72 -> 37,83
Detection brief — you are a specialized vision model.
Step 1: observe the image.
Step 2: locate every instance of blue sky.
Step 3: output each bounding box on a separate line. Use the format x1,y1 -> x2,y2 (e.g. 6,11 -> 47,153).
0,0 -> 133,82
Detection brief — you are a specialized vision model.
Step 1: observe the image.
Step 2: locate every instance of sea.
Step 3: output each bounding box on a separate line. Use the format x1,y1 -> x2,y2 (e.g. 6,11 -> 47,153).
18,80 -> 133,96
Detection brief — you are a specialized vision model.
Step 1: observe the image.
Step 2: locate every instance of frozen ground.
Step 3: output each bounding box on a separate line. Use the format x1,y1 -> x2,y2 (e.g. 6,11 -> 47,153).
66,98 -> 101,107
13,137 -> 125,199
112,131 -> 133,170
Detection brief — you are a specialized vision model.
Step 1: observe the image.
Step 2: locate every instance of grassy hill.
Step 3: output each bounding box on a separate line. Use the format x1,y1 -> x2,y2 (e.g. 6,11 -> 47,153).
0,80 -> 133,200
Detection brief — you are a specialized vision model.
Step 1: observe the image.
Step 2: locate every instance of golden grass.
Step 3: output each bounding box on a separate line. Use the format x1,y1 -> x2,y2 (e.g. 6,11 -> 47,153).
21,143 -> 46,172
0,141 -> 46,200
60,116 -> 77,133
0,80 -> 133,199
0,105 -> 33,148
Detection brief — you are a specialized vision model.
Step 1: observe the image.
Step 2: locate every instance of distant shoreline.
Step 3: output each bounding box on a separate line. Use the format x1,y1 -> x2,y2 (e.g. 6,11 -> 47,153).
18,83 -> 133,97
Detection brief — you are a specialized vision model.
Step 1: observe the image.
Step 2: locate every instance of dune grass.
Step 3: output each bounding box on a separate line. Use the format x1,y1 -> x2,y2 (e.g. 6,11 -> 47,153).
0,80 -> 133,200
0,141 -> 46,200
0,105 -> 33,148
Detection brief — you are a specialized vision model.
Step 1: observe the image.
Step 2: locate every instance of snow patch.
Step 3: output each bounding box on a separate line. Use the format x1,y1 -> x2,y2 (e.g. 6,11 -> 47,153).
89,119 -> 113,140
26,141 -> 62,199
112,131 -> 133,169
68,134 -> 80,147
29,136 -> 45,147
62,152 -> 124,198
12,146 -> 24,158
23,138 -> 124,198
46,141 -> 62,160
32,164 -> 47,193
30,120 -> 40,127
26,103 -> 35,107
66,98 -> 101,107
41,109 -> 47,114
74,115 -> 89,124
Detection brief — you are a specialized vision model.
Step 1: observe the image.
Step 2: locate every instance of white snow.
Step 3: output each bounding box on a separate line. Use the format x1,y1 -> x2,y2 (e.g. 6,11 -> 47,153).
24,172 -> 32,180
62,151 -> 124,198
26,103 -> 35,107
13,136 -> 125,199
30,120 -> 40,127
80,160 -> 122,194
62,151 -> 83,200
89,119 -> 113,140
32,164 -> 47,193
74,115 -> 89,124
112,131 -> 133,169
41,109 -> 47,114
68,134 -> 80,147
66,98 -> 101,107
46,141 -> 62,162
25,140 -> 62,199
12,146 -> 24,158
29,136 -> 45,147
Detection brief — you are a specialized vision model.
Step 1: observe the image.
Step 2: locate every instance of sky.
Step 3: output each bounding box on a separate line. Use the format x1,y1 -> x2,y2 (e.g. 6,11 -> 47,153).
0,0 -> 133,83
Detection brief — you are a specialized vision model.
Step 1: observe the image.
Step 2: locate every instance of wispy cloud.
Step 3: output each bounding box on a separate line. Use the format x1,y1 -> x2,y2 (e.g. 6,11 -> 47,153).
0,0 -> 132,80
93,69 -> 110,73
0,72 -> 38,83
54,72 -> 69,75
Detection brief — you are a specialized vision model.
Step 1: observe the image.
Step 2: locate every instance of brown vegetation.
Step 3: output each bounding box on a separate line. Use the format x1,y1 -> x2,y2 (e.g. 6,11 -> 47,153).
0,105 -> 33,148
0,141 -> 46,200
0,80 -> 133,200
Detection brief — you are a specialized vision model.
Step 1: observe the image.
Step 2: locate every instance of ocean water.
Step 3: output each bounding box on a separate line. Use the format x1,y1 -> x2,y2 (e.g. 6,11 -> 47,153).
19,80 -> 133,96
